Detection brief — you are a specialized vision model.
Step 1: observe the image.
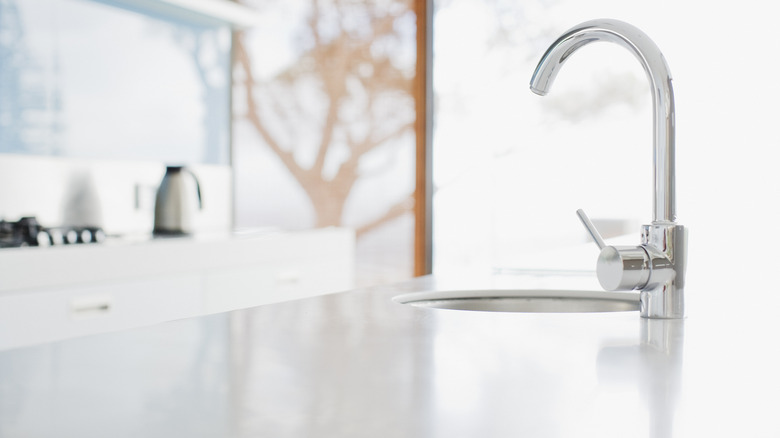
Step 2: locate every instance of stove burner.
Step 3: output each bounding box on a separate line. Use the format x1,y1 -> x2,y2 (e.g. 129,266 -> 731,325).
0,217 -> 105,248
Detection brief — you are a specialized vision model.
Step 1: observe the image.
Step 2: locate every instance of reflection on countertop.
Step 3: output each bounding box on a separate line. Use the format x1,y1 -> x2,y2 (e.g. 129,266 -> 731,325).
0,273 -> 775,437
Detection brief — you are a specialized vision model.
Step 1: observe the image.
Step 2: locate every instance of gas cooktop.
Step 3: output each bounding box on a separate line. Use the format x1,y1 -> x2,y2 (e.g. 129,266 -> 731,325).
0,217 -> 105,248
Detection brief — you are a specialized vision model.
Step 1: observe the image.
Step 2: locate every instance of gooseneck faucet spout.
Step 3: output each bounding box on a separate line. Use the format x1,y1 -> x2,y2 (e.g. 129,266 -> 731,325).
530,19 -> 687,319
530,19 -> 676,223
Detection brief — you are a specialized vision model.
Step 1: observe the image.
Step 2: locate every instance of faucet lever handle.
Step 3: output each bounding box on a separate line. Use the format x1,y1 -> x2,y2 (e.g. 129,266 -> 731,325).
576,209 -> 606,250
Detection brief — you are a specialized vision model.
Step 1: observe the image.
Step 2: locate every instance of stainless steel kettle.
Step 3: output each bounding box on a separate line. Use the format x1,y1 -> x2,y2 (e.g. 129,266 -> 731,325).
153,166 -> 202,235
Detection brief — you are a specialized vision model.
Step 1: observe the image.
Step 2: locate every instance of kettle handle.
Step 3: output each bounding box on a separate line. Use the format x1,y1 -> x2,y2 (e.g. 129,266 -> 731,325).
185,168 -> 203,210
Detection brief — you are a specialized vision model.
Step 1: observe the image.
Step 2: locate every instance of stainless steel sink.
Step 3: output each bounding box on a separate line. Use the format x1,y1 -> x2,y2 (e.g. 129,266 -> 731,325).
393,289 -> 640,313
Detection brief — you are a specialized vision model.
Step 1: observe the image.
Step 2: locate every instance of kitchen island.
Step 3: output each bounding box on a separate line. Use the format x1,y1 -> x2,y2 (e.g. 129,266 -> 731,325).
0,272 -> 776,437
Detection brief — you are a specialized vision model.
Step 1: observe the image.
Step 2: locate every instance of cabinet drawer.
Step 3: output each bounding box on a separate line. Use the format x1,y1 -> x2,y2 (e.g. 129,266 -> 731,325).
0,275 -> 203,350
202,258 -> 353,314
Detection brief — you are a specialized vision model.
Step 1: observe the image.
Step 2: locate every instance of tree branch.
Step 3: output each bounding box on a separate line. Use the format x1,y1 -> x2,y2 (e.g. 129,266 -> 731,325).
337,119 -> 414,182
235,34 -> 305,181
355,195 -> 415,237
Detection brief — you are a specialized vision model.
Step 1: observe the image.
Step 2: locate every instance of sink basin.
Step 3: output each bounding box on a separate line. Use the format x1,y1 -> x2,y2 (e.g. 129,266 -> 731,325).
393,289 -> 640,313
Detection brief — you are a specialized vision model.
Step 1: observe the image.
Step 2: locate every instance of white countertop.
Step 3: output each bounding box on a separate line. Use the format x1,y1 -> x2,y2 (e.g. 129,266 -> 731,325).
0,260 -> 777,437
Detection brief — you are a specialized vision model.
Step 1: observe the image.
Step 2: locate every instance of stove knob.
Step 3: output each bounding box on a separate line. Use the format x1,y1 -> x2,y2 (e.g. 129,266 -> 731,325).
64,229 -> 79,245
92,229 -> 106,243
49,229 -> 64,245
36,231 -> 52,247
79,229 -> 92,244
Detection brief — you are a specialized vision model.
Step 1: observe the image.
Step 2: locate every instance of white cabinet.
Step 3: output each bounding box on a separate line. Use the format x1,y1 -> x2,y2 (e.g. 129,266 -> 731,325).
201,228 -> 356,313
0,228 -> 354,350
0,274 -> 203,350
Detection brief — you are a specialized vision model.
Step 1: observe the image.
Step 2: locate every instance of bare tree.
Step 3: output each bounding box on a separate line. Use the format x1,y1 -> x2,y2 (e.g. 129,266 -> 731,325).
234,0 -> 416,235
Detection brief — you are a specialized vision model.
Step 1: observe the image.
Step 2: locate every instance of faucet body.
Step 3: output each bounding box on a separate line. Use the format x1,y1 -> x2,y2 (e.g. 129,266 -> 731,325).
530,19 -> 687,319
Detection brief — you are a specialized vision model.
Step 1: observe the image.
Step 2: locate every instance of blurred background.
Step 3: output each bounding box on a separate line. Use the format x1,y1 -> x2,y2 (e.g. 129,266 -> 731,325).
2,0 -> 780,293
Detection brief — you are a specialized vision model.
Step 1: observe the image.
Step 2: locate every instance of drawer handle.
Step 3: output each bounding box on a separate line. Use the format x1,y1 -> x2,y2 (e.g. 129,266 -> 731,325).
276,270 -> 301,285
71,295 -> 113,319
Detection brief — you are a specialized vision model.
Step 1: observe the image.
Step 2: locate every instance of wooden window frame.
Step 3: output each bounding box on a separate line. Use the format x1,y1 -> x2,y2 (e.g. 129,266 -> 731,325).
414,0 -> 432,276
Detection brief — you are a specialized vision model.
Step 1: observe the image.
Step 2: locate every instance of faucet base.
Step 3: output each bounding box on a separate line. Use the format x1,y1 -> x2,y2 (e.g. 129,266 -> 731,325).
640,289 -> 684,319
639,224 -> 686,319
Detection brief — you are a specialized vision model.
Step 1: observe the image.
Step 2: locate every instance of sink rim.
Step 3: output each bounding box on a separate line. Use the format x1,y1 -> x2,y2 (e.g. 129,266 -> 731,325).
393,289 -> 641,313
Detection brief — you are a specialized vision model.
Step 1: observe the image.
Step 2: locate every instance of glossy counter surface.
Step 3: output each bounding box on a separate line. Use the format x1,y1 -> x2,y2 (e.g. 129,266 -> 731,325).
0,273 -> 777,437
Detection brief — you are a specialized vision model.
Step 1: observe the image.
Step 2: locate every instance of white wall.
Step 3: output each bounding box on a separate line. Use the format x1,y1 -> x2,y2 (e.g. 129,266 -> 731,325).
0,155 -> 232,235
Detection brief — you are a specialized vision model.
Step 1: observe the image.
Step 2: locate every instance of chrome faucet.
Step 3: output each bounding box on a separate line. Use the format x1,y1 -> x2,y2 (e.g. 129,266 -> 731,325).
529,19 -> 687,319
